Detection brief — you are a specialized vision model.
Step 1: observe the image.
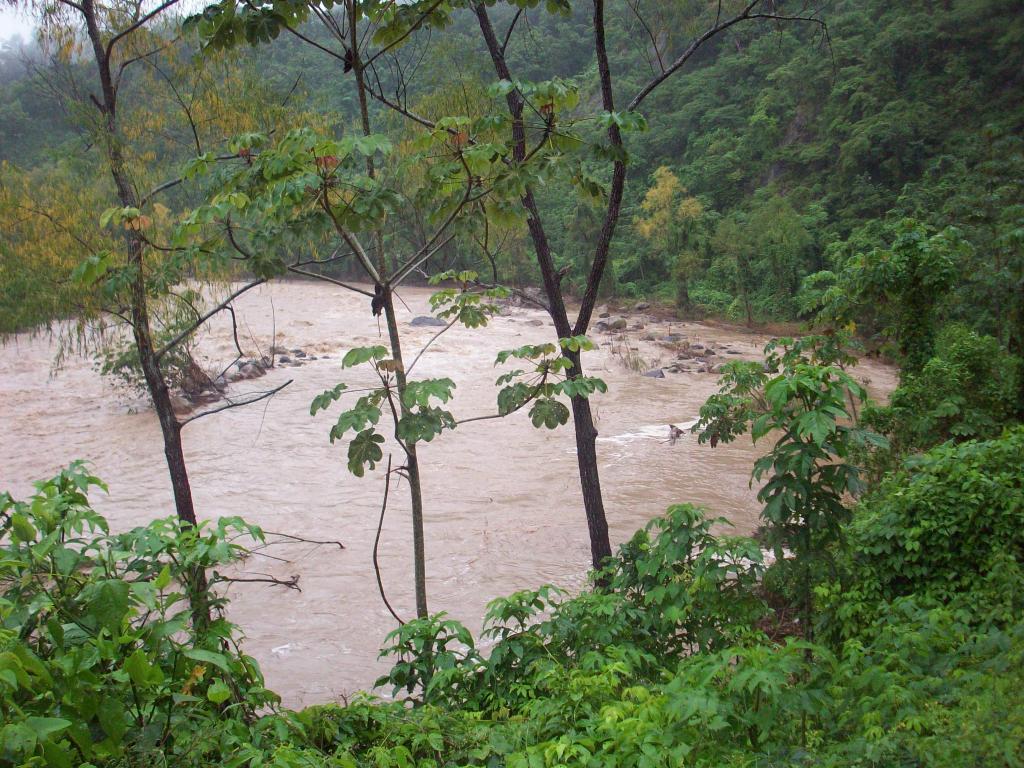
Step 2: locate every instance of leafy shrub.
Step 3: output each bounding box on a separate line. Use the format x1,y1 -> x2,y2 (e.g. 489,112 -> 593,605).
376,504 -> 766,711
864,324 -> 1021,462
820,428 -> 1024,641
688,284 -> 733,315
0,464 -> 277,767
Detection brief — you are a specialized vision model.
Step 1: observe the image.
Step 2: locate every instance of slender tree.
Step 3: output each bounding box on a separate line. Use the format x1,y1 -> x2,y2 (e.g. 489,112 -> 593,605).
5,0 -> 302,624
469,0 -> 827,569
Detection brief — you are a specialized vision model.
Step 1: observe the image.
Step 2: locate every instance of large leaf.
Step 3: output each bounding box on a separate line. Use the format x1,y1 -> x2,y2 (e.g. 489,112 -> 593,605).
529,398 -> 570,429
341,346 -> 389,368
347,429 -> 385,477
89,580 -> 130,633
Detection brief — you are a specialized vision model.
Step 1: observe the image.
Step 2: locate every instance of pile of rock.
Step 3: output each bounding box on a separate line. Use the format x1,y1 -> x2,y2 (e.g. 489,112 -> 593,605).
225,356 -> 273,383
272,346 -> 318,366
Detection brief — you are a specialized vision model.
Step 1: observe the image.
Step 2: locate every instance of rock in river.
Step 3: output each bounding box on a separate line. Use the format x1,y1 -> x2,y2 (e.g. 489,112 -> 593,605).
410,315 -> 447,327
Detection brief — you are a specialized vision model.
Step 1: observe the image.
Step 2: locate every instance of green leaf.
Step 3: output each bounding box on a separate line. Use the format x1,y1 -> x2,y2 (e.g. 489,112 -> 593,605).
71,252 -> 115,287
25,717 -> 71,739
97,697 -> 127,742
348,429 -> 385,477
341,346 -> 389,368
90,580 -> 130,633
529,398 -> 570,429
184,648 -> 231,672
1,723 -> 36,757
559,335 -> 596,353
329,399 -> 382,442
311,383 -> 348,415
397,408 -> 456,444
124,650 -> 153,687
154,564 -> 171,590
10,513 -> 36,543
206,679 -> 232,704
401,378 -> 456,410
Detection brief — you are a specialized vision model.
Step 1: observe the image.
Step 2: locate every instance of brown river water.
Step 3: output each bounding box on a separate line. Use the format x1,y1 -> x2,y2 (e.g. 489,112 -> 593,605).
0,281 -> 896,707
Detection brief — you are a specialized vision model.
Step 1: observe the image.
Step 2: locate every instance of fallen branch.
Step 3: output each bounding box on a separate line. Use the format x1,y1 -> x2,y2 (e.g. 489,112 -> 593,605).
260,530 -> 346,550
219,573 -> 301,591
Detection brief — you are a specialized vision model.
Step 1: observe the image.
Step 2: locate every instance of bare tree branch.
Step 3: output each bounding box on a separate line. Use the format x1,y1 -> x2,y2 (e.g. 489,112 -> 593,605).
155,278 -> 266,361
390,233 -> 456,288
628,0 -> 665,73
260,530 -> 345,549
364,0 -> 445,67
406,315 -> 458,377
179,379 -> 292,427
500,8 -> 524,55
104,0 -> 183,58
286,265 -> 375,297
628,0 -> 758,111
220,573 -> 301,591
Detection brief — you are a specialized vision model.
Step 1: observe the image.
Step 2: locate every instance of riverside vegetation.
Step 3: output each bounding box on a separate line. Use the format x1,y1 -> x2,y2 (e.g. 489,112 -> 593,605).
1,0 -> 1023,765
3,376 -> 1024,766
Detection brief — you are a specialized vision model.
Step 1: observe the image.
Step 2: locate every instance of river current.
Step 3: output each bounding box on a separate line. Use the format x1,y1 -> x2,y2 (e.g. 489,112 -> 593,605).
0,281 -> 896,706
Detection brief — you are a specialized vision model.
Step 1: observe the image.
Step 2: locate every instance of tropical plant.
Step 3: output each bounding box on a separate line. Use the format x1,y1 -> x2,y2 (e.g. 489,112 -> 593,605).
695,337 -> 885,636
0,463 -> 277,767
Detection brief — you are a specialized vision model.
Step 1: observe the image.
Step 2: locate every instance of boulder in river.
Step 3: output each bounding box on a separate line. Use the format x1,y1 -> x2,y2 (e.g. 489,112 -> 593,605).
643,368 -> 665,378
411,315 -> 447,327
634,301 -> 651,311
597,304 -> 610,318
278,355 -> 291,364
238,363 -> 264,380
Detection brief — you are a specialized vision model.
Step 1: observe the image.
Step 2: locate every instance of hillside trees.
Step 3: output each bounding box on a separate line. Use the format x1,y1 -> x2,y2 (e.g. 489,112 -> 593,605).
632,165 -> 707,310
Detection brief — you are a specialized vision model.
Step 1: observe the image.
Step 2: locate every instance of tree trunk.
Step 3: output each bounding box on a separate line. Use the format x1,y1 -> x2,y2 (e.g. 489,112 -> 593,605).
349,0 -> 428,618
566,351 -> 611,569
382,288 -> 429,618
82,0 -> 208,627
474,3 -> 615,571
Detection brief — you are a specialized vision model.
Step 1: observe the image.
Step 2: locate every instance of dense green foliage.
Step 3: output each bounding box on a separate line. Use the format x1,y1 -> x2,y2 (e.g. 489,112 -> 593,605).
0,465 -> 278,767
5,429 -> 1024,766
3,1 -> 1024,765
820,426 -> 1024,642
4,0 -> 1022,326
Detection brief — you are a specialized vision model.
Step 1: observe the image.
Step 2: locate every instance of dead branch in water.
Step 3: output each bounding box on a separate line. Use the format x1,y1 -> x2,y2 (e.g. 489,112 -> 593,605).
260,530 -> 346,550
219,573 -> 301,591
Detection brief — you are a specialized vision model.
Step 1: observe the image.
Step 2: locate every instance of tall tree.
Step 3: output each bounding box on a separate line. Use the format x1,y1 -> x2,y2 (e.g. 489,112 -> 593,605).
4,0 -> 302,624
468,0 -> 827,568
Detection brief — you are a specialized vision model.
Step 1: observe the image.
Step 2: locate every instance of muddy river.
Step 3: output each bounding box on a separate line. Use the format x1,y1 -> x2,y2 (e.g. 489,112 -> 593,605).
0,282 -> 896,706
